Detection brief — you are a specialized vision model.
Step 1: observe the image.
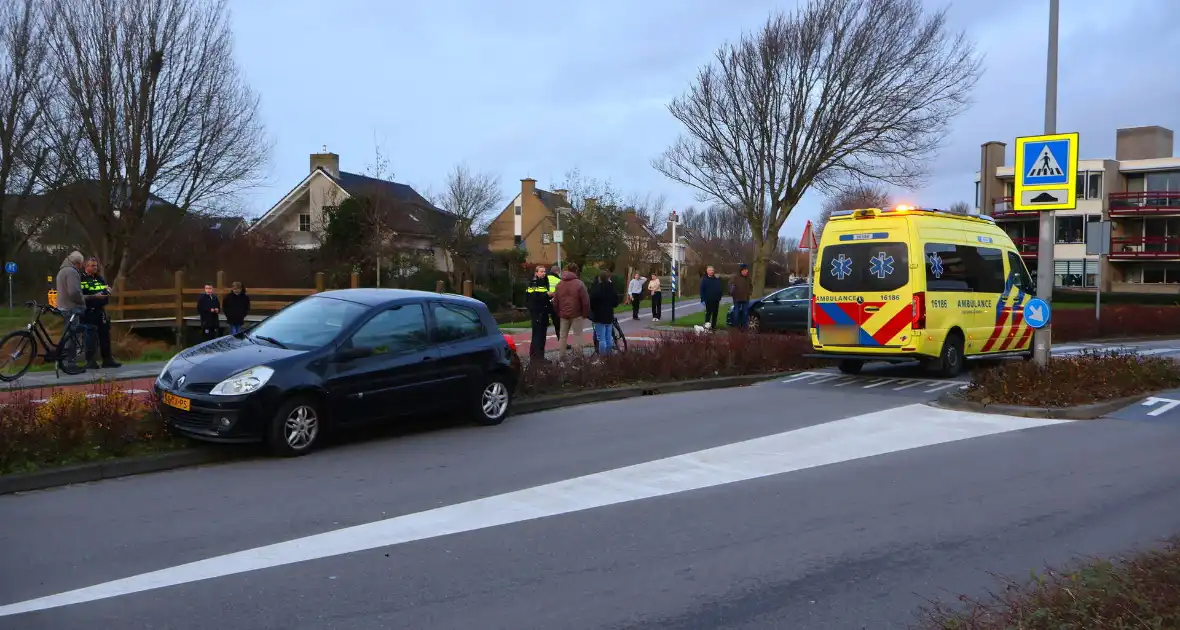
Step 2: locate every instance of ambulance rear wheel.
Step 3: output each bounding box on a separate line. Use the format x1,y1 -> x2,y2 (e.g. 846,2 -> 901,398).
934,333 -> 964,378
838,360 -> 863,375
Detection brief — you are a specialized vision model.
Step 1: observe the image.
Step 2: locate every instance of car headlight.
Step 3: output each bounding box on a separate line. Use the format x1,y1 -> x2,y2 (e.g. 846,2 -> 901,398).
209,366 -> 275,396
158,354 -> 179,381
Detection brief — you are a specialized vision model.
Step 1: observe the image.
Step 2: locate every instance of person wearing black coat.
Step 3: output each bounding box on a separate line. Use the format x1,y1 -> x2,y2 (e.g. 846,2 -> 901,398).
525,266 -> 552,359
80,257 -> 121,369
699,265 -> 724,330
588,272 -> 619,355
223,282 -> 251,335
196,284 -> 222,341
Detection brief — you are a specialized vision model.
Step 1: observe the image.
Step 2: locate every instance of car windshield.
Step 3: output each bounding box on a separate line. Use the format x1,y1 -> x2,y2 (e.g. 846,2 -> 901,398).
247,296 -> 368,350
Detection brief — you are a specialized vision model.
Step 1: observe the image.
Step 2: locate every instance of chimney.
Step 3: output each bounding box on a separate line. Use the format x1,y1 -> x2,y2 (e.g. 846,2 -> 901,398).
978,141 -> 1006,216
554,188 -> 569,201
521,178 -> 536,198
310,145 -> 340,177
1116,126 -> 1174,161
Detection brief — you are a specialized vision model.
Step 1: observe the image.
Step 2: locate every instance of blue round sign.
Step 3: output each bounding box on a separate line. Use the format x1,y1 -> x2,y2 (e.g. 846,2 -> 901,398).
1023,297 -> 1051,329
4,262 -> 16,274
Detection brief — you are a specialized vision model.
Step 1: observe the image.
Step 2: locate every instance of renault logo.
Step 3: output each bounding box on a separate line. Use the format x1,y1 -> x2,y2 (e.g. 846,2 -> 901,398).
176,375 -> 186,388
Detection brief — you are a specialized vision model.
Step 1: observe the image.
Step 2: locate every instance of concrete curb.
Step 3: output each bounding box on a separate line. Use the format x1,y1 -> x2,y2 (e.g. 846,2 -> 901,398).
0,448 -> 242,495
513,373 -> 786,416
931,392 -> 1148,420
0,372 -> 790,495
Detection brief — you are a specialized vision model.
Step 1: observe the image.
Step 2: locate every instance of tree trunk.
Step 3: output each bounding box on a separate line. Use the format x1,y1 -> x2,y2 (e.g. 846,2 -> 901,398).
750,238 -> 778,299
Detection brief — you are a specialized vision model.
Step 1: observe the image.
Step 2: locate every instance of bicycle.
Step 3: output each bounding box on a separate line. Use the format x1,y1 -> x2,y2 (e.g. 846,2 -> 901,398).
591,316 -> 628,354
0,300 -> 90,381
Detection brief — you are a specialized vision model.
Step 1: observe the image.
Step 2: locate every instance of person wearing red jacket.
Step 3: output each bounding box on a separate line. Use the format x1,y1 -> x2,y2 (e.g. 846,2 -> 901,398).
551,263 -> 590,355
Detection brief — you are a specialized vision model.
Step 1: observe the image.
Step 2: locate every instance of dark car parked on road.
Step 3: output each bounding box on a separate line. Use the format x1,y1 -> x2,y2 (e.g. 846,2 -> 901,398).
154,289 -> 521,456
728,284 -> 812,332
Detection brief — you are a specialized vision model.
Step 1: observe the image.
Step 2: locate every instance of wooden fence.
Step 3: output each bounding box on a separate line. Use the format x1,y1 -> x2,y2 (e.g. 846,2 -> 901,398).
109,271 -> 472,335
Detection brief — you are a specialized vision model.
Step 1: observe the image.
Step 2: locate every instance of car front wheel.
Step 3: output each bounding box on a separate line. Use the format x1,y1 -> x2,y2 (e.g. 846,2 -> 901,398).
267,396 -> 322,457
473,374 -> 512,426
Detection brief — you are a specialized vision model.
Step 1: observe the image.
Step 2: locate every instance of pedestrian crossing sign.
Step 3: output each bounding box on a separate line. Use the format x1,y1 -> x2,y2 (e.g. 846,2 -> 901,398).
1013,132 -> 1078,211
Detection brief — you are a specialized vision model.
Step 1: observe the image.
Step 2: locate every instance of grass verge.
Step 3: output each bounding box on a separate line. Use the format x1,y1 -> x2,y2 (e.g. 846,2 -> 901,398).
915,538 -> 1180,629
667,303 -> 731,329
960,350 -> 1180,407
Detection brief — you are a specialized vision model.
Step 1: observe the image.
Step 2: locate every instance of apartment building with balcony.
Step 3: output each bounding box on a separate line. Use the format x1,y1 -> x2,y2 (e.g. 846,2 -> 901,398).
974,125 -> 1180,293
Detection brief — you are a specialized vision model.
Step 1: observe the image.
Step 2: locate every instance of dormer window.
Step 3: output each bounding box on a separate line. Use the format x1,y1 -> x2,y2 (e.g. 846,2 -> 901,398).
298,213 -> 312,232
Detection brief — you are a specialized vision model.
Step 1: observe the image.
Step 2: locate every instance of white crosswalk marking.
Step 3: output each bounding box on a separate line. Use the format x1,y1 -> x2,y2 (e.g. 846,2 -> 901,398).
861,378 -> 897,389
832,378 -> 858,387
809,375 -> 842,384
923,382 -> 962,393
891,380 -> 925,391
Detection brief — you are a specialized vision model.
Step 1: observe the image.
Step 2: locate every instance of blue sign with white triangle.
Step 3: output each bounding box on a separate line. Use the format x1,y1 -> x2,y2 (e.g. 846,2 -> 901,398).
1021,139 -> 1071,186
1023,297 -> 1051,329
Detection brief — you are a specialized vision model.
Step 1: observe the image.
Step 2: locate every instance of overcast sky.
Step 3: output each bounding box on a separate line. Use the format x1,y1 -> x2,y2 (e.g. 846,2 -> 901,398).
229,0 -> 1180,240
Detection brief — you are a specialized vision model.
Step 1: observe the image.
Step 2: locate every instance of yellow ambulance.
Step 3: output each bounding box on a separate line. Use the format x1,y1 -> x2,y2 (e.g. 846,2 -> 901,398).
809,206 -> 1036,377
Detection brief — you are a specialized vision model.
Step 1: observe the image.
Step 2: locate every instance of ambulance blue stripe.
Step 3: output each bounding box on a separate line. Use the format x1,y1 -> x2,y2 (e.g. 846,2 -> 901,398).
818,303 -> 856,326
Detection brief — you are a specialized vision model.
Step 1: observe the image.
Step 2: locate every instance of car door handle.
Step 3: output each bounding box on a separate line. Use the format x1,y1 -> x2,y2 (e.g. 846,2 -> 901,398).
863,306 -> 880,313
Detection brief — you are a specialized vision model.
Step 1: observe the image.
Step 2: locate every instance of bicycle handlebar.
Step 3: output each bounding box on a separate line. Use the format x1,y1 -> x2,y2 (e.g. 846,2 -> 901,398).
23,300 -> 61,316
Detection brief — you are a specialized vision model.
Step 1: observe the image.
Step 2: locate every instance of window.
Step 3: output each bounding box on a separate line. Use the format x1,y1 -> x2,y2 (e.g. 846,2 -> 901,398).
924,244 -> 1006,293
248,296 -> 368,350
1053,260 -> 1099,288
298,213 -> 312,232
974,181 -> 980,207
1055,216 -> 1085,244
431,302 -> 485,343
1007,252 -> 1034,291
514,204 -> 522,216
1140,266 -> 1180,284
1075,171 -> 1103,200
818,242 -> 909,293
349,304 -> 429,354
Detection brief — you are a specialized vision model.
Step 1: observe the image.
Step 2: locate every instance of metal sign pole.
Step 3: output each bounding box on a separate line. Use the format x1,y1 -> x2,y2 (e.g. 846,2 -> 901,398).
6,275 -> 11,312
1032,0 -> 1060,367
1095,259 -> 1101,322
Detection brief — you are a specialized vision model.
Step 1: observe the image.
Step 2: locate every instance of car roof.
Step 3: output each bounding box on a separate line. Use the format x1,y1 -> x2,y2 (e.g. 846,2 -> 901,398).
313,288 -> 487,310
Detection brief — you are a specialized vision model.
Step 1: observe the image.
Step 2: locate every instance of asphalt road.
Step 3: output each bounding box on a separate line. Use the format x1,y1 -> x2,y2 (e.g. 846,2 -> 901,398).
4,367 -> 1180,629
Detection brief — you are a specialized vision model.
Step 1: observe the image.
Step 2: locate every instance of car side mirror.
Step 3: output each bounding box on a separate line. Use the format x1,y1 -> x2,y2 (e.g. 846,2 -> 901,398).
333,346 -> 374,362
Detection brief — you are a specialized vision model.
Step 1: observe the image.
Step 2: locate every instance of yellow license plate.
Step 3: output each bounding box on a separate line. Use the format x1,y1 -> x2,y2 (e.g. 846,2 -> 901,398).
819,325 -> 860,346
163,392 -> 191,411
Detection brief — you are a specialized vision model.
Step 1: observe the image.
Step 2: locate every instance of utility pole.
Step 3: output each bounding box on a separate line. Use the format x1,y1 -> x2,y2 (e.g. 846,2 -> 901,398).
1032,0 -> 1059,367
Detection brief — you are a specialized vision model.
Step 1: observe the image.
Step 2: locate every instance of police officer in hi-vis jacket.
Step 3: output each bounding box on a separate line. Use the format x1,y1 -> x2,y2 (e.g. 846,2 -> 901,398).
81,257 -> 122,369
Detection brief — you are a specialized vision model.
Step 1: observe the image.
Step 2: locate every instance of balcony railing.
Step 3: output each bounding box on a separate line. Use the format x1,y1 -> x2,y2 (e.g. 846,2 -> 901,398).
991,197 -> 1037,221
1009,237 -> 1038,256
1109,235 -> 1180,259
1109,191 -> 1180,216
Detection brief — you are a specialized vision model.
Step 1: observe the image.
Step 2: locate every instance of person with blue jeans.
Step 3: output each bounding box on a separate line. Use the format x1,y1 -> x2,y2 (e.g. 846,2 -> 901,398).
699,266 -> 723,330
588,271 -> 619,356
223,282 -> 250,335
729,263 -> 753,330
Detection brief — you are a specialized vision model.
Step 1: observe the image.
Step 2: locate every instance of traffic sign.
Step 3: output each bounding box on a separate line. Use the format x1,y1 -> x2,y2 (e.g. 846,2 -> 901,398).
1024,297 -> 1052,329
4,262 -> 15,274
799,220 -> 817,250
552,230 -> 563,243
1014,132 -> 1079,211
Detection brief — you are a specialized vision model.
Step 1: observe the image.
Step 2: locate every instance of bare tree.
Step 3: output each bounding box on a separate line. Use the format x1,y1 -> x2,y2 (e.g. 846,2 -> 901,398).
653,0 -> 981,297
815,184 -> 892,239
550,169 -> 626,271
42,0 -> 269,282
428,163 -> 503,285
0,0 -> 52,263
947,200 -> 971,215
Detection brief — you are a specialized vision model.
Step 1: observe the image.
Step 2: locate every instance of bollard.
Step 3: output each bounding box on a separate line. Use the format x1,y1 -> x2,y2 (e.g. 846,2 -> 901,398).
462,280 -> 473,297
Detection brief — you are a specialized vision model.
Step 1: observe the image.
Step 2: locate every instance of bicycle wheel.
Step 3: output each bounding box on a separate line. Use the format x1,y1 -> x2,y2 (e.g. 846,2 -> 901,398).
0,330 -> 37,382
57,326 -> 88,375
612,320 -> 627,352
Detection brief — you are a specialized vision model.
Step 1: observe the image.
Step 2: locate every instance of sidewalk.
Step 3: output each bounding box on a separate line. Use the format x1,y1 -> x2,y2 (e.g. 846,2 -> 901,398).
3,361 -> 168,391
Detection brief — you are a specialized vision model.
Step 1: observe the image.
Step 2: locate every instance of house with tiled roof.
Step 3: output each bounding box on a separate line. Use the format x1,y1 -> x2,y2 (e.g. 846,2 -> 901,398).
248,149 -> 456,270
486,178 -> 572,264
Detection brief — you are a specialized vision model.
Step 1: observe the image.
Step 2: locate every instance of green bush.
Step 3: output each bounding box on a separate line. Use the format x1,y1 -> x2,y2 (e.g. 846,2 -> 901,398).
471,289 -> 501,312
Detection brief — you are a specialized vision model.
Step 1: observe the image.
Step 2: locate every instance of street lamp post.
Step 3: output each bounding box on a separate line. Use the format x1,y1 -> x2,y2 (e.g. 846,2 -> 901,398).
1032,0 -> 1059,367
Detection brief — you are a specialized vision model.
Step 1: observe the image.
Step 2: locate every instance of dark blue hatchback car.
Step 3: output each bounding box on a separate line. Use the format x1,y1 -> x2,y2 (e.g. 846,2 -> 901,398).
154,289 -> 521,456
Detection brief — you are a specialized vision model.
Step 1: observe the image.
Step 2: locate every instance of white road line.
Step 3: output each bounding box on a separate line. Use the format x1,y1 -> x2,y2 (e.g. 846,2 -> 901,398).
832,378 -> 858,387
1141,396 -> 1180,417
923,382 -> 962,393
782,372 -> 822,383
809,375 -> 842,384
891,380 -> 925,391
861,378 -> 896,389
0,405 -> 1068,617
